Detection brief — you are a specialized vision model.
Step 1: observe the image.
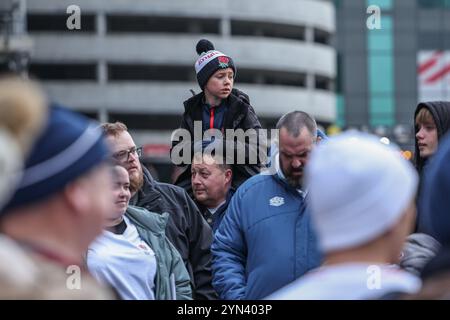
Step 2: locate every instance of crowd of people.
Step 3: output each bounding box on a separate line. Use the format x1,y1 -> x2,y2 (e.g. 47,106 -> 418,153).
1,39 -> 450,300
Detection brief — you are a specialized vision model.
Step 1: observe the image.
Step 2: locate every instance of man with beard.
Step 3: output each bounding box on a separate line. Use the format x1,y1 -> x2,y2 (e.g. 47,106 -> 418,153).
101,122 -> 216,300
211,111 -> 322,300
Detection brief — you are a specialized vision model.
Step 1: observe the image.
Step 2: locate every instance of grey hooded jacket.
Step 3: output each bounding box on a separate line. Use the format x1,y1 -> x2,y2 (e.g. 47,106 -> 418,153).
400,233 -> 441,276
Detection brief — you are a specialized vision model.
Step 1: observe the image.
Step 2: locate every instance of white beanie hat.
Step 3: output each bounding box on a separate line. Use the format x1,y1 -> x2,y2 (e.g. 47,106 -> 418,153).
305,131 -> 418,253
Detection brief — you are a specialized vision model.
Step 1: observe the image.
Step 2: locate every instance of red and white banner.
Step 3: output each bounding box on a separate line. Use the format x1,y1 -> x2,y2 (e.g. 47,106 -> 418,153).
418,50 -> 450,101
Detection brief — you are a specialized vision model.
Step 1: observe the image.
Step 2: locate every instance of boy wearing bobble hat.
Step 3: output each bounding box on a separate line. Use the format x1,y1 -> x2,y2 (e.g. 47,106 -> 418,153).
267,131 -> 422,300
172,39 -> 263,195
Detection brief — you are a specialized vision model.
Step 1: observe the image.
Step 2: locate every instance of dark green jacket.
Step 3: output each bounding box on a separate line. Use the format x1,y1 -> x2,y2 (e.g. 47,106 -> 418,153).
126,206 -> 192,300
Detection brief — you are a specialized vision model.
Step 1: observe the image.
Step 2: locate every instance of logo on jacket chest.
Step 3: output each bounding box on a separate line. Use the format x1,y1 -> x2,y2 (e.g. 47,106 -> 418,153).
269,196 -> 285,207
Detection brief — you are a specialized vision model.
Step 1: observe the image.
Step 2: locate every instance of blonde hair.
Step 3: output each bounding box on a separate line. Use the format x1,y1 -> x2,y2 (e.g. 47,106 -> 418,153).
415,108 -> 434,125
101,121 -> 128,138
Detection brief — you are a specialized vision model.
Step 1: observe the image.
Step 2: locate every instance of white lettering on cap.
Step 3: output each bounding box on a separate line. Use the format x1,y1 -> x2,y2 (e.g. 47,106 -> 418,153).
195,50 -> 227,73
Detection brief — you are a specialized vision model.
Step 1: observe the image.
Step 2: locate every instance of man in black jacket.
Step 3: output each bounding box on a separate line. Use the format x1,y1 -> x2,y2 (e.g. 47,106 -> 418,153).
102,122 -> 217,300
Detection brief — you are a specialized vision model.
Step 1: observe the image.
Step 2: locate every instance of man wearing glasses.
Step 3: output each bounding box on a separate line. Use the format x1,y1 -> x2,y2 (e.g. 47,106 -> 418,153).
111,145 -> 143,192
101,122 -> 216,300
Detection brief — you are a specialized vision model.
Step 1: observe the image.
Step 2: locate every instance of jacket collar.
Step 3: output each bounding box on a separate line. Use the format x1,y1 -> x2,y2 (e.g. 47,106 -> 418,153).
183,90 -> 248,129
125,205 -> 168,235
129,165 -> 161,207
196,188 -> 234,216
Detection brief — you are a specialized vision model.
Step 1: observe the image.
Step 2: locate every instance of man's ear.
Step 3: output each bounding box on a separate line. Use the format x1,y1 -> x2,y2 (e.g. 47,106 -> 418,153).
225,168 -> 233,185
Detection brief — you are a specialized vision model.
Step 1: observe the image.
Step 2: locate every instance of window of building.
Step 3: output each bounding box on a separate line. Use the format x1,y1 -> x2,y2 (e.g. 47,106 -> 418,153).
27,14 -> 95,32
107,64 -> 192,81
315,75 -> 333,91
29,63 -> 97,80
417,0 -> 450,8
231,20 -> 305,41
369,96 -> 395,126
79,111 -> 99,120
368,55 -> 394,93
106,15 -> 220,34
314,28 -> 331,45
238,68 -> 307,87
367,14 -> 395,127
368,0 -> 393,10
418,32 -> 445,50
108,113 -> 181,130
336,53 -> 343,93
107,64 -> 312,88
336,95 -> 345,127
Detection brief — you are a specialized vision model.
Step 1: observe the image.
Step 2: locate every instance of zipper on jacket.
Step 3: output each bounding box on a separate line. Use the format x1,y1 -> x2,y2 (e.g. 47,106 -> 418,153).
210,106 -> 215,129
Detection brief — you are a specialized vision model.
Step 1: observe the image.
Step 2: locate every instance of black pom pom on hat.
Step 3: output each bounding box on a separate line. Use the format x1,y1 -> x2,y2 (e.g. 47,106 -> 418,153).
196,39 -> 215,55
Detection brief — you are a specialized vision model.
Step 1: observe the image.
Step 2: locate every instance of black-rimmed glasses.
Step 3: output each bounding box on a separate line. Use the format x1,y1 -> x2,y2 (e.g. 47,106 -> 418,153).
112,146 -> 142,162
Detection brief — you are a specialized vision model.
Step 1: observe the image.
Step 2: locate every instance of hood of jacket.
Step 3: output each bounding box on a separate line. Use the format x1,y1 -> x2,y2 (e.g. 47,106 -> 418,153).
400,233 -> 441,276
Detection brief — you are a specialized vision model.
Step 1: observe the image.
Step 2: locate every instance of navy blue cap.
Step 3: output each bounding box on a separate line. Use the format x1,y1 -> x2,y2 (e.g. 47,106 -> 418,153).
1,104 -> 110,213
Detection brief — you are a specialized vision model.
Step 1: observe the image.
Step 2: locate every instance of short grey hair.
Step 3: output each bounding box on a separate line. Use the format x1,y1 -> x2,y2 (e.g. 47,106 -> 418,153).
276,111 -> 317,138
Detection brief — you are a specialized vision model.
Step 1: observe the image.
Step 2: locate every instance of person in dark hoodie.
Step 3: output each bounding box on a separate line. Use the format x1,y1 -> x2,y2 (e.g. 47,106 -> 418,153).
171,39 -> 264,197
413,101 -> 450,176
398,101 -> 450,278
413,102 -> 450,232
101,122 -> 217,300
